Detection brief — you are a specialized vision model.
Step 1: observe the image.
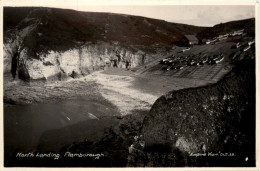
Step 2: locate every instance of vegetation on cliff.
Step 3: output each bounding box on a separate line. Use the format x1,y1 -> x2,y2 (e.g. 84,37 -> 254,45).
4,7 -> 206,55
141,59 -> 255,166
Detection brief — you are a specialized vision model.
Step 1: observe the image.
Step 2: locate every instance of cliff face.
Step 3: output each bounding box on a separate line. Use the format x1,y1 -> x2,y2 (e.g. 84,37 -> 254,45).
3,42 -> 16,74
5,7 -> 184,81
4,7 -> 255,81
140,60 -> 255,167
5,44 -> 151,81
4,16 -> 39,78
4,39 -> 175,81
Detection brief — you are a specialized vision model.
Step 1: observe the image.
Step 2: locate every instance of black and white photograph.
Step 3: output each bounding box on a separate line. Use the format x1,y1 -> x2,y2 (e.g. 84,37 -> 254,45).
1,0 -> 259,169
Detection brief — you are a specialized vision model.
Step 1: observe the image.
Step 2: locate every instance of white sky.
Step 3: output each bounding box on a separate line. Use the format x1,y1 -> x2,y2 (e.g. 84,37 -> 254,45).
68,5 -> 255,26
1,0 -> 256,26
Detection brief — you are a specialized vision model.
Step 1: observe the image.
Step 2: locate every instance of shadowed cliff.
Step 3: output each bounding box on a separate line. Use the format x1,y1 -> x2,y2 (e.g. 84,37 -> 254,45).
141,59 -> 255,167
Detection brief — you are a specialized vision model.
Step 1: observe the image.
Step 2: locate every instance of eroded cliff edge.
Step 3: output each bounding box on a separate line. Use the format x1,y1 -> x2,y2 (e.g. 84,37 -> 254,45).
57,59 -> 256,167
3,7 -> 256,167
4,37 -> 170,81
4,7 -> 198,81
140,59 -> 255,166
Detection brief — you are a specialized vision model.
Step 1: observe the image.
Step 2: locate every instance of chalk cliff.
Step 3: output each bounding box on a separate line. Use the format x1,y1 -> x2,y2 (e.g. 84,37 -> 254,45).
4,43 -> 151,80
4,7 -> 207,81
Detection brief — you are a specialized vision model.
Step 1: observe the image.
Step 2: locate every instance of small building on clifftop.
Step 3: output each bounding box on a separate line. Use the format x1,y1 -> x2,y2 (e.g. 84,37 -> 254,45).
176,35 -> 199,47
183,35 -> 199,45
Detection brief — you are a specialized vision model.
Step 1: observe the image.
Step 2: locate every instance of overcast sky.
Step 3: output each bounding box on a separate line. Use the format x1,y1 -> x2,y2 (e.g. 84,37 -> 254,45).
2,0 -> 256,27
67,5 -> 255,26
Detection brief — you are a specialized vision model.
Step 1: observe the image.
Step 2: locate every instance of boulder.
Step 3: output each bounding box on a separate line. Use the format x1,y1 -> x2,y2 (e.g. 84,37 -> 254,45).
141,60 -> 255,167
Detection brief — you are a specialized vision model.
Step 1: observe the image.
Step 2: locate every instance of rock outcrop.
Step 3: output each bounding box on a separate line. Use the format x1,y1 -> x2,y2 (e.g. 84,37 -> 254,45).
3,9 -> 171,81
3,7 -> 208,81
4,42 -> 171,81
4,7 -> 255,82
8,45 -> 148,80
141,59 -> 255,167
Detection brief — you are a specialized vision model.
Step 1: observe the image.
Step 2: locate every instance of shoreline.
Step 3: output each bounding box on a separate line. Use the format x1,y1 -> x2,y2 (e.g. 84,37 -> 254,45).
4,67 -> 216,115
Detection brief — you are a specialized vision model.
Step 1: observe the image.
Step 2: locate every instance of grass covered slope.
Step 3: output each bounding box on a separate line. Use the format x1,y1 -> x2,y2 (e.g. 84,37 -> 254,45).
4,7 -> 206,53
4,7 -> 255,58
197,18 -> 255,40
141,59 -> 255,167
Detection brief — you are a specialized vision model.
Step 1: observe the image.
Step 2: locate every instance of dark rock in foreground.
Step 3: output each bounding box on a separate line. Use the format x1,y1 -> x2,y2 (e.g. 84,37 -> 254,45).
141,59 -> 255,167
